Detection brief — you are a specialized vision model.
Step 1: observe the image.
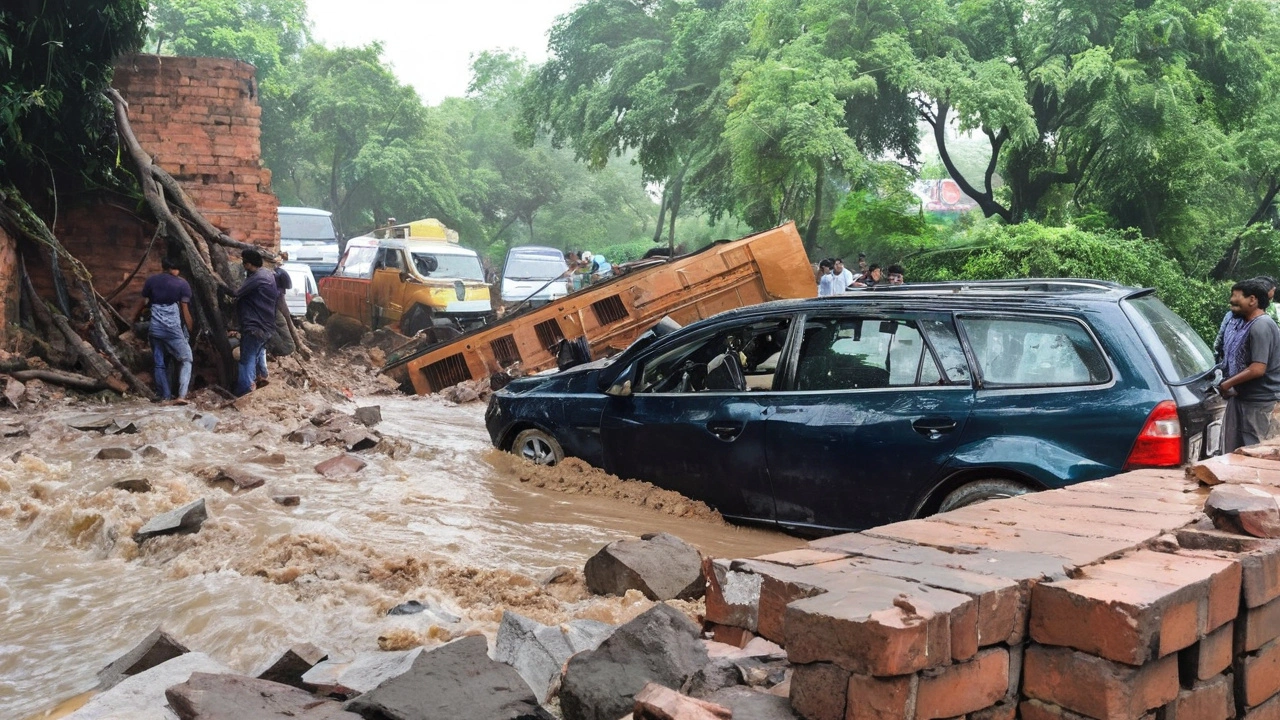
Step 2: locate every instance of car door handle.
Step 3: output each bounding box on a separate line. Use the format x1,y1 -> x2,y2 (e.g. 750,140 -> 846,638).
707,421 -> 745,441
912,417 -> 957,439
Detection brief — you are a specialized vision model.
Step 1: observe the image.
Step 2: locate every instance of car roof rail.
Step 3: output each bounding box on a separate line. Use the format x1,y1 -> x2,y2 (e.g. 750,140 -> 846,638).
868,278 -> 1129,295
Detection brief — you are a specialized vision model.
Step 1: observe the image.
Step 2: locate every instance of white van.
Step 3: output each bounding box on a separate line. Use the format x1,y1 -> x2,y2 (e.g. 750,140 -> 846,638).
500,245 -> 572,306
278,207 -> 340,279
280,262 -> 318,319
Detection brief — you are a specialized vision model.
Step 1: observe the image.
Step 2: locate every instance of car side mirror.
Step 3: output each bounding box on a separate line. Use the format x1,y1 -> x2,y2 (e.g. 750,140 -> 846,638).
604,364 -> 634,397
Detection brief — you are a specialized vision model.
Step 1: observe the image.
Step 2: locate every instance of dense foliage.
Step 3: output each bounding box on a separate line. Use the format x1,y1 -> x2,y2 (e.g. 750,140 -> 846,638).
142,0 -> 1280,337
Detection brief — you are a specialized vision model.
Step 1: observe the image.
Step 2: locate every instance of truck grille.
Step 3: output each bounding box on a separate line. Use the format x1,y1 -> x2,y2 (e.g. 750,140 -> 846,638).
491,334 -> 521,367
422,353 -> 472,392
590,294 -> 629,326
534,319 -> 565,351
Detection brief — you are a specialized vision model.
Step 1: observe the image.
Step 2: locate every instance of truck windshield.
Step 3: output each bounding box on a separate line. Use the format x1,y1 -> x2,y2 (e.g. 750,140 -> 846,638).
279,213 -> 336,242
413,253 -> 486,281
505,252 -> 567,281
1123,295 -> 1216,383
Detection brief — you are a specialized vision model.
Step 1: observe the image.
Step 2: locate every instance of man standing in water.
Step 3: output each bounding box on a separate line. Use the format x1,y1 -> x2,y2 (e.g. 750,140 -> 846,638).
229,249 -> 278,396
1217,278 -> 1280,451
138,257 -> 193,402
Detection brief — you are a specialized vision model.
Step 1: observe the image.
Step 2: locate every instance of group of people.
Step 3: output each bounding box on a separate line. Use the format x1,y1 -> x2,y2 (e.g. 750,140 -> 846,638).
815,253 -> 906,295
1213,276 -> 1280,452
138,248 -> 292,401
565,250 -> 612,289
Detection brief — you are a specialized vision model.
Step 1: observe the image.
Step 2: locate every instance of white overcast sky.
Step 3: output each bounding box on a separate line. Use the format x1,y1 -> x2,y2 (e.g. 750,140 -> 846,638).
306,0 -> 579,105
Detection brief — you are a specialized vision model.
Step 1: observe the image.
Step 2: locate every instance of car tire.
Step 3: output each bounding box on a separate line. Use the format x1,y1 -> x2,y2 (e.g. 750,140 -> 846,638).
400,303 -> 434,337
937,479 -> 1031,513
512,428 -> 564,466
306,298 -> 330,325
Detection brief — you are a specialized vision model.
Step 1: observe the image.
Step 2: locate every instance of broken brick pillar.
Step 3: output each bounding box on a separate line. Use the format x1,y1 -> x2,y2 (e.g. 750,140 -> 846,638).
0,225 -> 16,335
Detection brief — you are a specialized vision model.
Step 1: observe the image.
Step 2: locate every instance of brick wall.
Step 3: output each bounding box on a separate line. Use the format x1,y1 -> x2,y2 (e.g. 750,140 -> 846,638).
26,54 -> 278,320
703,452 -> 1280,720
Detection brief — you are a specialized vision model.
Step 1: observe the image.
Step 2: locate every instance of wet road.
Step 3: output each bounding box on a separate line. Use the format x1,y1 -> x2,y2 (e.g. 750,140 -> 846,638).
0,395 -> 800,717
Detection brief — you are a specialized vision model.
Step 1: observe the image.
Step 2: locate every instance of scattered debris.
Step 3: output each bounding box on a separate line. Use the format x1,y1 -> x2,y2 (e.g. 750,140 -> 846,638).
210,468 -> 266,493
95,447 -> 134,461
75,652 -> 231,720
343,636 -> 553,720
112,478 -> 152,493
165,671 -> 359,720
585,533 -> 706,601
97,628 -> 190,690
354,406 -> 382,427
134,499 -> 208,542
315,454 -> 366,478
559,603 -> 710,720
256,644 -> 329,691
1204,483 -> 1280,538
302,649 -> 423,697
492,611 -> 613,703
139,445 -> 166,459
633,682 -> 731,720
272,495 -> 301,507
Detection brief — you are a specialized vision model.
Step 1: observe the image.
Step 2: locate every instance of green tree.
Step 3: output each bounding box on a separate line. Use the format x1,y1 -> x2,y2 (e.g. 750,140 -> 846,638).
147,0 -> 309,80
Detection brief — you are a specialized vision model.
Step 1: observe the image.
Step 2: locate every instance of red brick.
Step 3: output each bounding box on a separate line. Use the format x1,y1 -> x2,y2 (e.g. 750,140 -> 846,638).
1163,674 -> 1234,720
1018,699 -> 1154,720
915,647 -> 1008,719
784,568 -> 973,676
936,501 -> 1195,543
1242,595 -> 1280,652
792,662 -> 851,720
1179,623 -> 1234,685
966,702 -> 1016,720
864,518 -> 1136,567
702,557 -> 761,631
1022,643 -> 1180,720
758,548 -> 855,567
1177,520 -> 1280,608
1030,556 -> 1207,665
1247,693 -> 1280,720
707,622 -> 754,648
1242,637 -> 1280,708
845,672 -> 916,720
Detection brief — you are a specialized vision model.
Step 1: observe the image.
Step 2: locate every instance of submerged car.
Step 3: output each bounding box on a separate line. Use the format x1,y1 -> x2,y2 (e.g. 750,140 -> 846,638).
485,279 -> 1225,534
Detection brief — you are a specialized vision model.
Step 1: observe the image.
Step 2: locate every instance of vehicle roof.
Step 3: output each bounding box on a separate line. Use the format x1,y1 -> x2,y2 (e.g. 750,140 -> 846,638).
281,262 -> 316,275
277,206 -> 332,217
506,245 -> 565,259
683,279 -> 1150,328
345,234 -> 480,257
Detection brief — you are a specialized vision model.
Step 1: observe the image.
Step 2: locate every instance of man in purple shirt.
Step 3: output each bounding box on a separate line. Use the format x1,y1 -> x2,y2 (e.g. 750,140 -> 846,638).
138,258 -> 193,401
230,249 -> 279,396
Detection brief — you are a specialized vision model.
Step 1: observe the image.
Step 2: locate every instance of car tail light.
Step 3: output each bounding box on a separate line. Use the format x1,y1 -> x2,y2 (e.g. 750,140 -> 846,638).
1124,400 -> 1183,469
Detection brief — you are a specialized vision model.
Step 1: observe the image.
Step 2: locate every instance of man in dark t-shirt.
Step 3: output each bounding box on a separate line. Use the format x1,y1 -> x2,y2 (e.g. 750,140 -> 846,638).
229,249 -> 279,396
138,258 -> 194,401
1218,278 -> 1280,450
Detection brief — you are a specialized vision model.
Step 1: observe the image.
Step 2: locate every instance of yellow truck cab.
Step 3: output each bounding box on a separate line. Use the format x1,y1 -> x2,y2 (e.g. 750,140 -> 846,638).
318,218 -> 493,336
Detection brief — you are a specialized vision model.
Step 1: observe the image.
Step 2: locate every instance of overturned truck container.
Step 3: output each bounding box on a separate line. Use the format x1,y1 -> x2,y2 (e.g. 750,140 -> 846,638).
385,222 -> 817,395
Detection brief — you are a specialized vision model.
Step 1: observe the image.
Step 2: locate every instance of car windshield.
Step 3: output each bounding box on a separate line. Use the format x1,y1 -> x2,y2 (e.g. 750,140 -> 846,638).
505,252 -> 567,281
279,213 -> 336,242
412,253 -> 486,281
1123,295 -> 1216,383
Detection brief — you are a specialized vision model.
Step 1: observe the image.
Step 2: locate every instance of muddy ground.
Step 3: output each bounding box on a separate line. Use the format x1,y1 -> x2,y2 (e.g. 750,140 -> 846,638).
0,348 -> 800,718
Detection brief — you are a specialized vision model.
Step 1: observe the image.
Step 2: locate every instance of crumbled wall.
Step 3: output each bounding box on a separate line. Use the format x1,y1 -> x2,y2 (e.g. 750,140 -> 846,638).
0,226 -> 16,335
27,54 -> 279,320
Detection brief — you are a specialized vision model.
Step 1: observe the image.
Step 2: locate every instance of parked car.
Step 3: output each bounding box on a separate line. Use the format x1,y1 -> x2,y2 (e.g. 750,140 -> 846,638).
485,279 -> 1225,535
280,262 -> 318,319
278,206 -> 340,279
501,245 -> 572,307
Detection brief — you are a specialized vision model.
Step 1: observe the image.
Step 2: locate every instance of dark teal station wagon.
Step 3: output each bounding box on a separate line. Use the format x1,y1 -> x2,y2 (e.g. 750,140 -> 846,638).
486,280 -> 1225,535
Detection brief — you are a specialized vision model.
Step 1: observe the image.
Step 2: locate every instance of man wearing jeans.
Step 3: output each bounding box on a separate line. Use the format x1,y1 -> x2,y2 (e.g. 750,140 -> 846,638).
139,257 -> 193,401
231,249 -> 279,396
1217,278 -> 1280,451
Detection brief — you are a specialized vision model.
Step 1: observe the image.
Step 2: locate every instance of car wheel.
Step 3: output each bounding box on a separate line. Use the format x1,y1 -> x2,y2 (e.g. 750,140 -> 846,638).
937,479 -> 1031,513
306,298 -> 330,324
512,428 -> 564,466
400,303 -> 434,337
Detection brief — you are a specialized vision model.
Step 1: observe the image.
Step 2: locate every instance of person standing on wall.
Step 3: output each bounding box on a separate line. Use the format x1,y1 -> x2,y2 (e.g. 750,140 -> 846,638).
1217,278 -> 1280,451
227,249 -> 279,396
137,257 -> 194,402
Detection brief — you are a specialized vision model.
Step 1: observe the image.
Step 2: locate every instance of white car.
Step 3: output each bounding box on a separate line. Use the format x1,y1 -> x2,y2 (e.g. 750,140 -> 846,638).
501,245 -> 572,306
280,262 -> 318,319
279,207 -> 340,279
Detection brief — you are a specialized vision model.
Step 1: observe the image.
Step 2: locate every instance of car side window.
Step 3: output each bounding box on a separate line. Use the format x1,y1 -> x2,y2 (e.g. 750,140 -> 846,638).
919,319 -> 971,385
375,248 -> 404,271
959,316 -> 1110,387
637,319 -> 792,394
338,247 -> 377,278
793,317 -> 943,391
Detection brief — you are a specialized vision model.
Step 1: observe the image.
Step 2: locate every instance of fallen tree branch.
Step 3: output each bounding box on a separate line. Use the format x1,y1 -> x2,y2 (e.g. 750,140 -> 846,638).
107,87 -> 236,387
151,165 -> 278,263
9,369 -> 106,391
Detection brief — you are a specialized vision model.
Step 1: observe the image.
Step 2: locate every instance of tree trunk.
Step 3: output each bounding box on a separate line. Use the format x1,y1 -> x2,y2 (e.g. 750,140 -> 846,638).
653,185 -> 669,244
106,88 -> 236,388
803,159 -> 825,250
930,102 -> 1012,223
1211,179 -> 1280,280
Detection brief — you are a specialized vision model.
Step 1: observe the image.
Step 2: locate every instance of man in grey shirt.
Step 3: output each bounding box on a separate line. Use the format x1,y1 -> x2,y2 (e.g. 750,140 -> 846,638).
1217,278 -> 1280,451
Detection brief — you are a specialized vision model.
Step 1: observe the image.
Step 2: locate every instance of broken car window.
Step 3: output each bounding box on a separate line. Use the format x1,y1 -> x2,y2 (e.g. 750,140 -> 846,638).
793,317 -> 943,391
637,318 -> 792,394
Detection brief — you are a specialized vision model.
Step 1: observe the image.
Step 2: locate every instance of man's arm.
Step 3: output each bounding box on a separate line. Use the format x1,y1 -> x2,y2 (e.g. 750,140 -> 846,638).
180,301 -> 193,332
1220,362 -> 1268,394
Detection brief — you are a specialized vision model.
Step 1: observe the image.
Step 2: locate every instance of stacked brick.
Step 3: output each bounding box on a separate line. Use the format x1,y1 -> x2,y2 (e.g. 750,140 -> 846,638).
36,54 -> 278,318
703,460 -> 1280,720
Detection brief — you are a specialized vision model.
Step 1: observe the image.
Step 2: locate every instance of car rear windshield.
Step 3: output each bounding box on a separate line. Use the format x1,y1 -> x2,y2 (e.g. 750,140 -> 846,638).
1123,295 -> 1216,383
279,213 -> 336,242
505,254 -> 567,281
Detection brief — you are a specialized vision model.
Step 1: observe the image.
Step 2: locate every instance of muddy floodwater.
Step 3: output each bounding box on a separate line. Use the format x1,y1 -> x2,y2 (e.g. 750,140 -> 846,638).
0,393 -> 801,717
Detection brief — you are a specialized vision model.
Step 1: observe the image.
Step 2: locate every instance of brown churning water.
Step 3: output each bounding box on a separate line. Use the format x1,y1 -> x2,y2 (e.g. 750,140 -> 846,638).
0,395 -> 799,717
